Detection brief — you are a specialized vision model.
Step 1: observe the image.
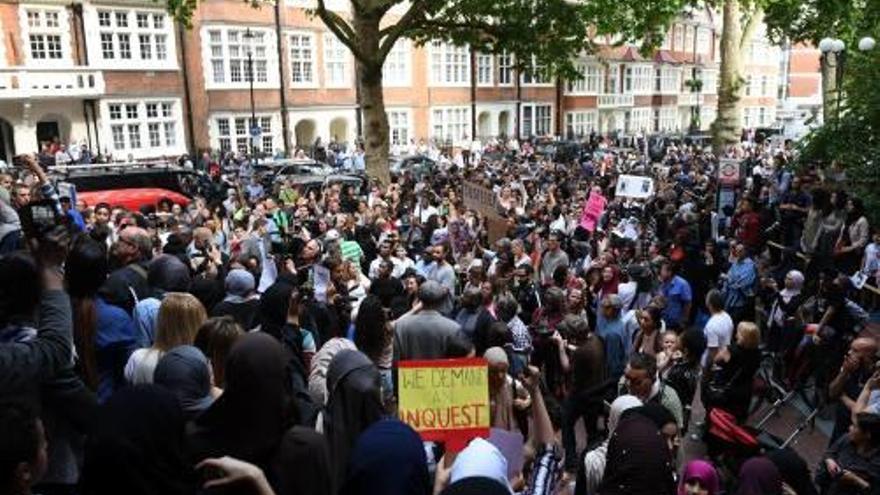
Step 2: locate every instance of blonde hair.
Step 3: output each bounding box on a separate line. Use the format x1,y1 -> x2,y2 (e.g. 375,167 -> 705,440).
736,321 -> 760,350
155,292 -> 207,352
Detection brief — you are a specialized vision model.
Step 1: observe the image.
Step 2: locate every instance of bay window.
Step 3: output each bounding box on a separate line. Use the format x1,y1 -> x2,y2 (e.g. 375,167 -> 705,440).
430,41 -> 469,85
431,107 -> 470,141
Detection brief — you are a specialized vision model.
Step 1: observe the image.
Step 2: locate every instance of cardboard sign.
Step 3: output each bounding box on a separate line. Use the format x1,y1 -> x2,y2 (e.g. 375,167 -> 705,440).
462,182 -> 498,217
614,174 -> 654,199
579,191 -> 606,232
398,358 -> 490,450
487,216 -> 509,244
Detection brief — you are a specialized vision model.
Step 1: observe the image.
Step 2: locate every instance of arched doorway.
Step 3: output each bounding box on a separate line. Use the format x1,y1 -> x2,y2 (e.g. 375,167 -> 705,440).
329,117 -> 348,145
477,111 -> 491,140
0,118 -> 14,166
35,113 -> 71,149
498,111 -> 510,138
294,119 -> 316,149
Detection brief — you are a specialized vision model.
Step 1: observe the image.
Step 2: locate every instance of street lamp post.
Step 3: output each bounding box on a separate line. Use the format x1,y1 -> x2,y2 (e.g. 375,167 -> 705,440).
819,36 -> 876,128
244,28 -> 258,166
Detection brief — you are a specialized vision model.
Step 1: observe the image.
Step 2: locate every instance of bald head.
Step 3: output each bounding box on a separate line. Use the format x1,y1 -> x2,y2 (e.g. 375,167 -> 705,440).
851,337 -> 878,369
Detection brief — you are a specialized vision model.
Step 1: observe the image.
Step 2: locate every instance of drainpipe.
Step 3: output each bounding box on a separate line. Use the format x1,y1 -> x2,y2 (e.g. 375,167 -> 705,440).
515,67 -> 522,141
555,75 -> 563,138
90,100 -> 101,152
177,21 -> 198,158
274,0 -> 291,156
82,100 -> 92,150
470,48 -> 477,139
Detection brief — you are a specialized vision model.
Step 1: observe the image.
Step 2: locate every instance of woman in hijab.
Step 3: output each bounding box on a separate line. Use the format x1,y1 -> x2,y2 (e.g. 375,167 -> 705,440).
340,419 -> 430,495
678,460 -> 720,495
80,385 -> 195,495
153,345 -> 216,420
766,270 -> 805,355
485,346 -> 531,433
323,349 -> 384,485
188,333 -> 331,495
210,269 -> 261,331
578,395 -> 642,495
735,457 -> 782,495
598,410 -> 676,495
630,403 -> 681,464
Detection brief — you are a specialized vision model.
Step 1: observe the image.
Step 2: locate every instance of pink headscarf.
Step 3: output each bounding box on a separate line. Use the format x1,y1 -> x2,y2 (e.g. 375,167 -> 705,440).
678,460 -> 720,495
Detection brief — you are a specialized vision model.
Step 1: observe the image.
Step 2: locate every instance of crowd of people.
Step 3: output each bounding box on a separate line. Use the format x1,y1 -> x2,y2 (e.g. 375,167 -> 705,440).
2,130 -> 880,495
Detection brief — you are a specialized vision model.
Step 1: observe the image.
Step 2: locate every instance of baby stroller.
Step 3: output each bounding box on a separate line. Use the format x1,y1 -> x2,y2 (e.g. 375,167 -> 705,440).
705,408 -> 785,482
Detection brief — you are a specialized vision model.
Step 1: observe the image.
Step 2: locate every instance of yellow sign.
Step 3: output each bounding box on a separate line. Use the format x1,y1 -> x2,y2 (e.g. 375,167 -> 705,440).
398,358 -> 490,447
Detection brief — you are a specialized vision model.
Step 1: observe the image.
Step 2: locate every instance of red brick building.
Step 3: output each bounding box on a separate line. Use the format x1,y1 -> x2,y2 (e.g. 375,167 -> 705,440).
0,0 -> 786,163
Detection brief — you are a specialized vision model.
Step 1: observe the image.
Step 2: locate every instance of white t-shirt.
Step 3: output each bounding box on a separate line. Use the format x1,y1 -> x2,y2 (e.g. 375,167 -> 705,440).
702,311 -> 734,367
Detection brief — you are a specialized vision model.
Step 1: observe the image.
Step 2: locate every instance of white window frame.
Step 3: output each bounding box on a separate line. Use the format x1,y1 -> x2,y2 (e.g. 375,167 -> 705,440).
655,66 -> 680,94
626,107 -> 652,134
566,111 -> 598,137
382,38 -> 411,87
429,41 -> 470,87
673,25 -> 684,51
387,108 -> 412,146
497,51 -> 514,86
624,64 -> 653,95
684,25 -> 695,52
658,106 -> 678,132
701,69 -> 718,94
430,106 -> 471,143
521,56 -> 552,86
201,25 -> 279,90
20,5 -> 72,67
323,32 -> 349,88
476,52 -> 493,87
521,103 -> 553,137
696,28 -> 711,56
101,98 -> 185,159
211,112 -> 281,155
287,31 -> 317,88
566,62 -> 602,95
86,6 -> 177,70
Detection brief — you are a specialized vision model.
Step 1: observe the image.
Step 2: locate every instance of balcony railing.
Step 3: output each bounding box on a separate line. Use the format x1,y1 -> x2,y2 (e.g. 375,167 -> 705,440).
678,93 -> 704,106
597,93 -> 634,108
0,68 -> 105,99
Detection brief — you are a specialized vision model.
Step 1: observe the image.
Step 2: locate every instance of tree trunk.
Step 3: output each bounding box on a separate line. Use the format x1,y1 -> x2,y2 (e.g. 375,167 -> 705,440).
713,0 -> 744,154
821,51 -> 839,124
352,10 -> 390,186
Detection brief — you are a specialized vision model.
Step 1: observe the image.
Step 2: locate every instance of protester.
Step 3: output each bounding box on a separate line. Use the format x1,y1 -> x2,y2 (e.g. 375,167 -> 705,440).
0,129 -> 872,495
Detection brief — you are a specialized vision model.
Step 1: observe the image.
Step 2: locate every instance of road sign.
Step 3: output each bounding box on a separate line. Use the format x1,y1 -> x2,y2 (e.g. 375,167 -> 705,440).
250,125 -> 262,137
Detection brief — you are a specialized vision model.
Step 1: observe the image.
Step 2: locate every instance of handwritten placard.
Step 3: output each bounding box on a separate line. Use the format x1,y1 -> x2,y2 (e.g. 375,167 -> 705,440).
398,358 -> 490,449
462,182 -> 498,217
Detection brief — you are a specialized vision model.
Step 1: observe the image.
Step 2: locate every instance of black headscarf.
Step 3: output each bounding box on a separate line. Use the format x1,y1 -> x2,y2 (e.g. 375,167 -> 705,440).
340,419 -> 430,495
629,403 -> 676,430
259,277 -> 295,341
80,385 -> 195,495
599,413 -> 676,495
765,448 -> 818,495
440,477 -> 510,495
187,332 -> 294,467
323,349 -> 384,485
268,426 -> 333,495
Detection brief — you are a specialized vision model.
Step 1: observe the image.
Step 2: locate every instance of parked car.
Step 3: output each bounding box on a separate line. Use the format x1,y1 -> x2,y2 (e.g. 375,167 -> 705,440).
49,162 -> 204,211
389,155 -> 437,178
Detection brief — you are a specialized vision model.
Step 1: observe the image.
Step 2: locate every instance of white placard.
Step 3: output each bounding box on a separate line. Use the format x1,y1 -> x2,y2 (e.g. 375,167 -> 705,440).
614,174 -> 654,199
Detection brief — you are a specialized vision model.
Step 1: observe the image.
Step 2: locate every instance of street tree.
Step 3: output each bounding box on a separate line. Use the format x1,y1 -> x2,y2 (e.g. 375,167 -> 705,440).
307,0 -> 688,185
709,0 -> 765,152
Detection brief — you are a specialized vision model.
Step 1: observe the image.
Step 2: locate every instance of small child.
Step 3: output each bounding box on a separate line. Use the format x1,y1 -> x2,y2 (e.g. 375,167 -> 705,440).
656,330 -> 679,372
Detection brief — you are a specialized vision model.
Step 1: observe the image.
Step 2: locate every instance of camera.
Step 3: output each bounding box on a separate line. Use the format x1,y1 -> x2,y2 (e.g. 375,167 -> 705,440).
20,199 -> 66,241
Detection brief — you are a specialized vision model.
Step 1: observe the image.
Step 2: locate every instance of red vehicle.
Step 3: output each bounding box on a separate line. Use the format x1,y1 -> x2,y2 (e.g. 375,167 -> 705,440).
77,188 -> 191,211
51,163 -> 203,211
